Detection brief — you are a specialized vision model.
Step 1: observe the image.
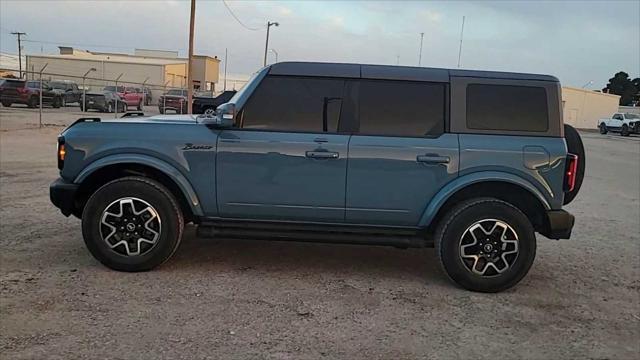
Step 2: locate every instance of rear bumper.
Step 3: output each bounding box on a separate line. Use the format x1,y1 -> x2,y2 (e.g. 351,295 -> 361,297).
50,178 -> 79,217
540,209 -> 575,239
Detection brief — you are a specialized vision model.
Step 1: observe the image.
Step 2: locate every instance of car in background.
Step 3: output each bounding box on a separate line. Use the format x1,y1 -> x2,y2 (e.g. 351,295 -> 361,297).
50,80 -> 82,106
0,79 -> 63,108
599,113 -> 640,136
103,86 -> 143,110
192,90 -> 237,114
80,90 -> 127,113
158,89 -> 188,114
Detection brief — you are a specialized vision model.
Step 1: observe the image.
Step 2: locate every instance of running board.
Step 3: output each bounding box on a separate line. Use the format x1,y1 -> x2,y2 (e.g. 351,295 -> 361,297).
196,218 -> 429,248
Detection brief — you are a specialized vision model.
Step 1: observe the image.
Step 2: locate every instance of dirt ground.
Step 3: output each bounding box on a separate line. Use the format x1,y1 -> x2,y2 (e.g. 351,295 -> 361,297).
0,112 -> 638,359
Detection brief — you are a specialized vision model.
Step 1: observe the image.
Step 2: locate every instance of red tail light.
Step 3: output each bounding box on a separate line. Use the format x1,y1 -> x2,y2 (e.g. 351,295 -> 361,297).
564,153 -> 578,192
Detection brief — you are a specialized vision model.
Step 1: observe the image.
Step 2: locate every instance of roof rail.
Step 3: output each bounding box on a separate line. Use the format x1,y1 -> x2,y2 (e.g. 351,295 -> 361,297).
68,117 -> 101,128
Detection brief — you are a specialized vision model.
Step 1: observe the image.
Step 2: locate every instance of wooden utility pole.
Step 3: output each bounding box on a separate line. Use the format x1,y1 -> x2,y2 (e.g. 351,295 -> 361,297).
187,0 -> 196,114
11,32 -> 26,78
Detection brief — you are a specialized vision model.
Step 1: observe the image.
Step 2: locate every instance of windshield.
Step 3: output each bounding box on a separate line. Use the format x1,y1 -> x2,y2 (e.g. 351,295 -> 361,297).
625,113 -> 639,119
167,89 -> 186,96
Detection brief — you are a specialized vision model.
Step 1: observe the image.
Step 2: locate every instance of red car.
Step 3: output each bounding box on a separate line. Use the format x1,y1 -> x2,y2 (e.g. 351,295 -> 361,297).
103,86 -> 143,110
158,89 -> 188,114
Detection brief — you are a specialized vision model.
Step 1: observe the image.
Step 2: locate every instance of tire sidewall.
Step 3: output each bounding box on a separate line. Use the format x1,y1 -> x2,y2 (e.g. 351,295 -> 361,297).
81,177 -> 183,271
437,199 -> 536,292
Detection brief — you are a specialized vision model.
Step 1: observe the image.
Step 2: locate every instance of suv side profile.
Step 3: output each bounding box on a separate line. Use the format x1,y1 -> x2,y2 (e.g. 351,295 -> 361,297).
50,62 -> 584,292
1,79 -> 63,108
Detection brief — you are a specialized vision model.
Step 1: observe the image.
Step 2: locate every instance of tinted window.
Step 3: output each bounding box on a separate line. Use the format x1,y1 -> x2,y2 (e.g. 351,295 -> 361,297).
467,84 -> 548,132
613,114 -> 623,120
358,80 -> 445,137
241,76 -> 344,132
0,80 -> 24,89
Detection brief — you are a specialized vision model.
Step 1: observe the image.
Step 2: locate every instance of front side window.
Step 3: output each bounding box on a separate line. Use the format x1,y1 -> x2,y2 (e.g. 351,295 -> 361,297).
613,114 -> 623,120
241,76 -> 345,133
466,84 -> 548,132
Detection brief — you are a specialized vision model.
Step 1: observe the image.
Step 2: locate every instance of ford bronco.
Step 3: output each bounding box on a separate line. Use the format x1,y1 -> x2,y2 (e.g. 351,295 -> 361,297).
50,62 -> 585,292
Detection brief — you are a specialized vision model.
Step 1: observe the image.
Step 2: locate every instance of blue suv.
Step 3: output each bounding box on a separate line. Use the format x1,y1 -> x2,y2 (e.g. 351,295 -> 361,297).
50,62 -> 584,292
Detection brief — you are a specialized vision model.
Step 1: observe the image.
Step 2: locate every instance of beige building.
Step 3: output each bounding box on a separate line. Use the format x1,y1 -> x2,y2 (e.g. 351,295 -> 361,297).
562,86 -> 620,130
25,48 -> 220,103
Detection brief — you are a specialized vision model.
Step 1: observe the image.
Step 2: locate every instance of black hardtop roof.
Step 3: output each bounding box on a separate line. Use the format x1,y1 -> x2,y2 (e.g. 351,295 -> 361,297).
268,61 -> 559,83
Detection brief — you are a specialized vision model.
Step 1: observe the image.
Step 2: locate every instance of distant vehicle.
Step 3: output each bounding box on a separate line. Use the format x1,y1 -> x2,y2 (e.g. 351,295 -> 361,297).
192,90 -> 237,114
50,62 -> 584,292
80,90 -> 126,113
0,79 -> 63,108
50,80 -> 82,106
158,89 -> 187,114
599,113 -> 639,136
103,86 -> 143,110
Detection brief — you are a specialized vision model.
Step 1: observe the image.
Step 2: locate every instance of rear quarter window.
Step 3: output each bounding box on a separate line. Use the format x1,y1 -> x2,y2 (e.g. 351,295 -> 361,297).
466,84 -> 548,132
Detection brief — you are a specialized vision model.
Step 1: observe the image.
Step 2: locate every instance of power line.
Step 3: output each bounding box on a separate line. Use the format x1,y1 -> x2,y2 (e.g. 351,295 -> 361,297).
222,0 -> 262,31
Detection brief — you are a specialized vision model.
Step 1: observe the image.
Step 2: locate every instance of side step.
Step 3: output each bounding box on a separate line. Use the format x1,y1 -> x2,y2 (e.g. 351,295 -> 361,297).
196,218 -> 430,248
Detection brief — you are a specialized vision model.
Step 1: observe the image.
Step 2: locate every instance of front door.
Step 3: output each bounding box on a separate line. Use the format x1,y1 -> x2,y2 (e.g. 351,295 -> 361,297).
216,75 -> 350,222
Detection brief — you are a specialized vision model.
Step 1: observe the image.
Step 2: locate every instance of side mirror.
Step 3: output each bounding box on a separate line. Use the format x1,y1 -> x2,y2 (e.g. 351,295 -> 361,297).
201,102 -> 235,127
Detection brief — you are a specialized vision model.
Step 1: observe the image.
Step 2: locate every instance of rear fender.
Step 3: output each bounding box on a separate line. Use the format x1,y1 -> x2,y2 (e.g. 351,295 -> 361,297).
418,171 -> 550,227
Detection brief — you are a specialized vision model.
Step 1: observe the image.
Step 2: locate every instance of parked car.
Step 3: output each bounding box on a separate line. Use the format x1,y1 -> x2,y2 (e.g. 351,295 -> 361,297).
598,112 -> 639,136
192,90 -> 237,114
50,62 -> 585,292
103,86 -> 143,110
50,80 -> 82,106
158,89 -> 188,114
0,79 -> 63,108
79,90 -> 126,113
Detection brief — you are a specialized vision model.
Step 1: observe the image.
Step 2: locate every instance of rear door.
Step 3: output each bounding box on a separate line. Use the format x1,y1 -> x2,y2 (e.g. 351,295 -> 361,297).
345,79 -> 458,226
216,75 -> 351,222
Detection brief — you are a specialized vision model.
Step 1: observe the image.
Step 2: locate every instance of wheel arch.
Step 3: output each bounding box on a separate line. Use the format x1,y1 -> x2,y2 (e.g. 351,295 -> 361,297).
73,155 -> 203,221
420,173 -> 551,234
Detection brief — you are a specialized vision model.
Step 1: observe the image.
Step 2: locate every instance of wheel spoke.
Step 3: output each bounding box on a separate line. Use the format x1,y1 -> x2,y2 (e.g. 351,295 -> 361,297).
458,219 -> 519,277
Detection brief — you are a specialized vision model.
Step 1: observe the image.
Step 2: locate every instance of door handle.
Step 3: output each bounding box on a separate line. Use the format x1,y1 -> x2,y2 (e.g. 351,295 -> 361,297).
306,151 -> 339,159
417,155 -> 450,164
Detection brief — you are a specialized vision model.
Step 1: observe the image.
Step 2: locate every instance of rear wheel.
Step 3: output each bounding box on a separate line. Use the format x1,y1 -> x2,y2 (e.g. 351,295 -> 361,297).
599,123 -> 608,134
28,96 -> 38,108
435,198 -> 536,292
81,177 -> 184,271
621,124 -> 630,136
1,101 -> 11,107
52,96 -> 62,108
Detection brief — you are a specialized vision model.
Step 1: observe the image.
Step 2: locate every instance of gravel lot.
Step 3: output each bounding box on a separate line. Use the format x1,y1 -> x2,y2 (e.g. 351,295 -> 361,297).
0,111 -> 638,359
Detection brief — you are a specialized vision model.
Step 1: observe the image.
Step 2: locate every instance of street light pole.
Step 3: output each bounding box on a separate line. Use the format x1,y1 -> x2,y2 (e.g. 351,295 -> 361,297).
418,32 -> 424,66
187,0 -> 196,114
263,21 -> 279,67
269,48 -> 278,64
82,67 -> 96,113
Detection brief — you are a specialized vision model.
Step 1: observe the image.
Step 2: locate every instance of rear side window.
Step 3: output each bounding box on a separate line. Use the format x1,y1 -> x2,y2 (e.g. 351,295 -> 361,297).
358,80 -> 445,137
0,80 -> 24,89
466,84 -> 548,132
241,76 -> 344,133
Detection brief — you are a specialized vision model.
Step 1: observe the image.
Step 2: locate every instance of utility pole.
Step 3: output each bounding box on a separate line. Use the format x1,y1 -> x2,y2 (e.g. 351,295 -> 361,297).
457,16 -> 466,68
187,0 -> 196,114
264,21 -> 279,67
418,32 -> 424,66
11,32 -> 26,78
223,48 -> 228,91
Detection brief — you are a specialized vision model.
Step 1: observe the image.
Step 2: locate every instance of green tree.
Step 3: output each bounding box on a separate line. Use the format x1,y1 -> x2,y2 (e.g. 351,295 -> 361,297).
602,71 -> 638,106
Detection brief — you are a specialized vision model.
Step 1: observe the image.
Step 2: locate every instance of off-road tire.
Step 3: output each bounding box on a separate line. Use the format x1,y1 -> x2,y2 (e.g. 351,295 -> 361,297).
621,124 -> 630,137
435,198 -> 536,293
81,176 -> 184,272
599,123 -> 608,134
563,124 -> 585,205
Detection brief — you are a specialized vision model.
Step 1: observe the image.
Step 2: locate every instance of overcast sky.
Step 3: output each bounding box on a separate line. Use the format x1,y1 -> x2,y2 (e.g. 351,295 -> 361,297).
1,0 -> 638,88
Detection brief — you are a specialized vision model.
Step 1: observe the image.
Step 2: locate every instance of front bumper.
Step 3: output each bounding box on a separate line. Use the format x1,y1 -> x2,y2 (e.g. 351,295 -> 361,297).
50,177 -> 79,217
540,209 -> 575,239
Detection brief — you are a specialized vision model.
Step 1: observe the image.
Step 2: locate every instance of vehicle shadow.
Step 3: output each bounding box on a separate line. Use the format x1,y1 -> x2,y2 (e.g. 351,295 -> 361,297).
166,225 -> 445,285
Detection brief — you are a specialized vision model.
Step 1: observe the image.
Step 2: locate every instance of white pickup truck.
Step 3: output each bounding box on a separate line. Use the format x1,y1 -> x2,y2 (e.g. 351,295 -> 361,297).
598,112 -> 640,136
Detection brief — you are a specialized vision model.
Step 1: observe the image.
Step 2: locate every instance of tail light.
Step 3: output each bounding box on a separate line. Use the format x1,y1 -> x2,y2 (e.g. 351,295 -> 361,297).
57,136 -> 65,170
564,153 -> 578,192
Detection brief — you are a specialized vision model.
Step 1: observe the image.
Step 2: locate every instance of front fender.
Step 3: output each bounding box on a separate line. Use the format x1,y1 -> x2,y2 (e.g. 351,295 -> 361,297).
418,171 -> 551,227
74,153 -> 203,216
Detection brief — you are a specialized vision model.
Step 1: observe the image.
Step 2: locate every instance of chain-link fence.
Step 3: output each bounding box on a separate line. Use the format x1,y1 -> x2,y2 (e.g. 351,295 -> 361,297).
0,67 -> 247,130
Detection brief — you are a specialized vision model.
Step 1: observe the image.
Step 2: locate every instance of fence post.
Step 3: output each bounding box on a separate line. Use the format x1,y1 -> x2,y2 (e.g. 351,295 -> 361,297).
142,77 -> 149,109
38,63 -> 49,128
114,73 -> 123,118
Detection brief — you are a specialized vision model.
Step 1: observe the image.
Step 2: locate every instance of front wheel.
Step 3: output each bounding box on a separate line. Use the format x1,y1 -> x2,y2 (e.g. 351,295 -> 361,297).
621,124 -> 630,136
599,123 -> 608,134
435,198 -> 536,292
81,177 -> 184,272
